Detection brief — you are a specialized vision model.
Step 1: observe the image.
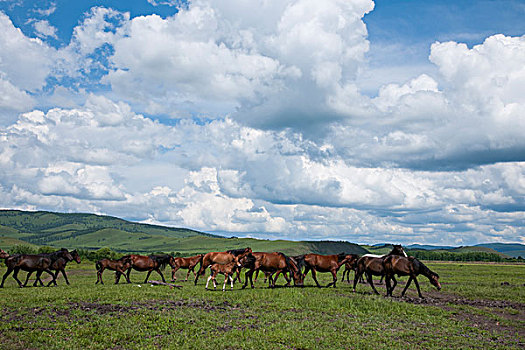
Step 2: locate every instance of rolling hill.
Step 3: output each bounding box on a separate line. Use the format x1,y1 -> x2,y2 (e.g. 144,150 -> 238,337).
0,210 -> 368,255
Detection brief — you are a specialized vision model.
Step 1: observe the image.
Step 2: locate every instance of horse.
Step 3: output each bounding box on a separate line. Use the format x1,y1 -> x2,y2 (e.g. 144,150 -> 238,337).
1,253 -> 55,288
340,254 -> 361,283
44,249 -> 81,286
194,247 -> 252,285
353,244 -> 408,295
299,253 -> 354,288
383,255 -> 441,298
361,245 -> 408,284
125,254 -> 172,283
240,252 -> 304,289
169,254 -> 204,281
22,248 -> 75,287
95,256 -> 132,284
205,259 -> 243,291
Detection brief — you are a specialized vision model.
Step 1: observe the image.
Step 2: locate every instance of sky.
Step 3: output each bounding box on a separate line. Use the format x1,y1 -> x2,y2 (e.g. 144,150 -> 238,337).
0,0 -> 524,246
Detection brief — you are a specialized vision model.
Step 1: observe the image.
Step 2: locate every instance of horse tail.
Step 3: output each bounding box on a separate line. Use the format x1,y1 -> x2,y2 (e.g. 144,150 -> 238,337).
95,260 -> 102,271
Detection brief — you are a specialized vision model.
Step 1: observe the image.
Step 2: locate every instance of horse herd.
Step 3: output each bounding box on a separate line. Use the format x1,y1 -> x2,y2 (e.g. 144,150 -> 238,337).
0,245 -> 441,298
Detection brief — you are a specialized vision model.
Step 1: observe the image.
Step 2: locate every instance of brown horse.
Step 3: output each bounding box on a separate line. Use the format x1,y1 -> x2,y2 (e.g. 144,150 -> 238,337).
95,256 -> 132,284
169,254 -> 203,281
353,244 -> 407,295
194,248 -> 252,285
23,248 -> 75,287
340,254 -> 361,283
1,253 -> 55,288
299,253 -> 354,288
125,254 -> 172,283
384,255 -> 441,298
240,252 -> 304,288
45,249 -> 81,286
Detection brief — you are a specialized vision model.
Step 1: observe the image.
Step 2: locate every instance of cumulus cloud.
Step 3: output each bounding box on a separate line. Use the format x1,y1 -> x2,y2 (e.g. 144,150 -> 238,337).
33,19 -> 58,39
0,4 -> 523,245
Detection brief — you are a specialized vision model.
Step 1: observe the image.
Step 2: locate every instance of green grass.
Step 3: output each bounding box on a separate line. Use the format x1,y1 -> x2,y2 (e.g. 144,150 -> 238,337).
0,262 -> 523,349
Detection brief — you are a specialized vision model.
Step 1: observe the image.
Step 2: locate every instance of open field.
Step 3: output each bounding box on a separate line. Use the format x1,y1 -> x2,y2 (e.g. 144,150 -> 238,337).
0,261 -> 523,349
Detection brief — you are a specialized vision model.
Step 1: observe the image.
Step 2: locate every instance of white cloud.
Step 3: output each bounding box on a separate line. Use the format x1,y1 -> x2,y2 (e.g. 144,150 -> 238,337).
33,19 -> 57,39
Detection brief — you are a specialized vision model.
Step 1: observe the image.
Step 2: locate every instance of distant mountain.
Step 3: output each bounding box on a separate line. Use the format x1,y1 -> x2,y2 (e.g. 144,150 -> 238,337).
406,244 -> 456,250
475,243 -> 525,258
0,210 -> 367,255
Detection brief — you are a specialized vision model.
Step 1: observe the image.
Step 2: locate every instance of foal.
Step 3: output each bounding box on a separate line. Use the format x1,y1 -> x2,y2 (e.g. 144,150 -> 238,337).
95,256 -> 132,284
169,254 -> 203,282
205,259 -> 242,291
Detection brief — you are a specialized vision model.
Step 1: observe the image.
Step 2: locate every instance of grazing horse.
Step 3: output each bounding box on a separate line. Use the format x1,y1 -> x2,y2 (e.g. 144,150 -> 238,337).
95,256 -> 133,284
194,248 -> 252,285
353,245 -> 408,295
205,259 -> 243,291
126,254 -> 172,283
241,252 -> 304,289
300,253 -> 354,288
169,254 -> 204,281
23,248 -> 75,287
384,255 -> 441,298
340,254 -> 361,283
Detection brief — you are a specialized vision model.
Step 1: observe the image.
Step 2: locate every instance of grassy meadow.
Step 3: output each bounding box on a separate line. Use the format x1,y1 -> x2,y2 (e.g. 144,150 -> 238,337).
0,261 -> 523,349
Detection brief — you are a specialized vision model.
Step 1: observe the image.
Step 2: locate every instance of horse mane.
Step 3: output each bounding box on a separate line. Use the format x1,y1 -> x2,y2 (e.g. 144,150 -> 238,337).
226,247 -> 250,256
149,254 -> 171,270
337,252 -> 347,262
291,255 -> 306,271
413,258 -> 438,278
240,253 -> 256,268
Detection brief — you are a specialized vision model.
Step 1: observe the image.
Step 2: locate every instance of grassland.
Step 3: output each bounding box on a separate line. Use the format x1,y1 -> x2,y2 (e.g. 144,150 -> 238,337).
0,261 -> 523,349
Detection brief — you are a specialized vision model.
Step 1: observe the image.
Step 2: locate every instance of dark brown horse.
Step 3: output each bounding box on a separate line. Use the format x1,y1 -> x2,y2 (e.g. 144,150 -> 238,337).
125,254 -> 172,283
169,254 -> 203,281
240,252 -> 303,288
340,254 -> 361,283
1,252 -> 59,288
23,248 -> 75,287
353,244 -> 407,295
384,255 -> 441,298
299,253 -> 354,288
95,256 -> 132,284
45,249 -> 81,286
194,248 -> 252,285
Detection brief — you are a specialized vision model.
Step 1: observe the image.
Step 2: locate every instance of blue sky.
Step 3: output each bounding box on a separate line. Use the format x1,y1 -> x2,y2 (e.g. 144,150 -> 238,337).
0,0 -> 523,245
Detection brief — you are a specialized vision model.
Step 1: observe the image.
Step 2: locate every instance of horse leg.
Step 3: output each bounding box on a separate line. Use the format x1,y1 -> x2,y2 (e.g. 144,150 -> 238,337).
229,275 -> 234,291
401,276 -> 413,297
222,275 -> 229,291
282,270 -> 292,287
254,269 -> 260,283
328,269 -> 337,288
185,267 -> 192,282
311,269 -> 322,288
126,268 -> 132,284
353,270 -> 362,292
390,276 -> 397,295
23,271 -> 34,287
144,270 -> 153,283
194,264 -> 207,285
13,268 -> 24,287
366,273 -> 380,295
171,267 -> 179,282
205,275 -> 212,290
379,275 -> 384,285
1,266 -> 15,288
272,270 -> 283,288
61,268 -> 70,285
155,268 -> 166,283
413,276 -> 423,298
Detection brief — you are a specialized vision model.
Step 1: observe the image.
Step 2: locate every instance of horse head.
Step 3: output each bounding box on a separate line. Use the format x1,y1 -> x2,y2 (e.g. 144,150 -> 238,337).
391,244 -> 407,257
0,249 -> 9,259
429,272 -> 441,290
71,250 -> 82,264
